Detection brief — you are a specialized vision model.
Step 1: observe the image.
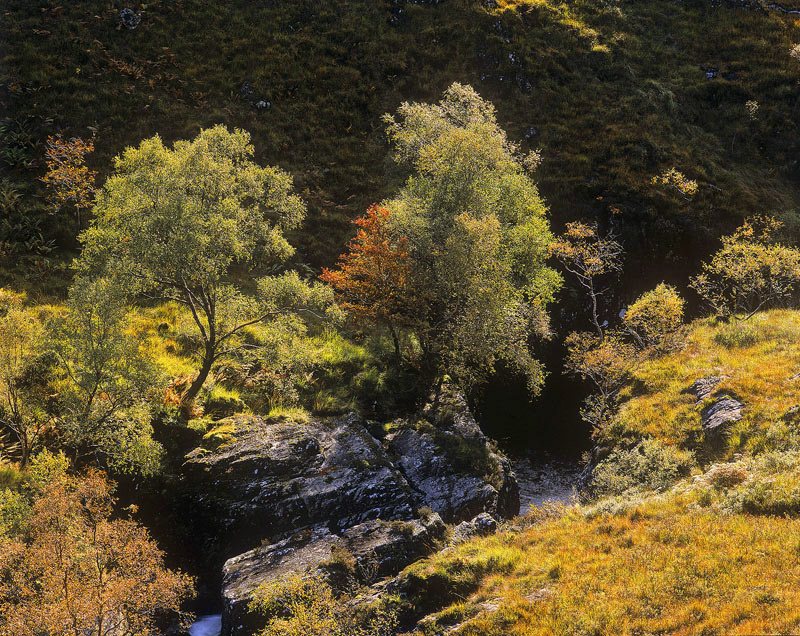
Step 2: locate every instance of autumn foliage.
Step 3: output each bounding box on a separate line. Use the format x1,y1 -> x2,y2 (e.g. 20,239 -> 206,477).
321,204 -> 413,356
40,134 -> 97,228
0,461 -> 193,636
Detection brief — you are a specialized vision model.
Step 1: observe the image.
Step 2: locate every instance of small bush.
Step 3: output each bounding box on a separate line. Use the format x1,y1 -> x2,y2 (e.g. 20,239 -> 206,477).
705,462 -> 750,489
623,283 -> 685,352
249,573 -> 396,636
591,438 -> 695,496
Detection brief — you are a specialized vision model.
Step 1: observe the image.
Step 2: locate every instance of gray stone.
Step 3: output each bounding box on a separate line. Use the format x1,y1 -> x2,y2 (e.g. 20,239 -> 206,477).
119,8 -> 141,29
701,395 -> 744,435
183,414 -> 416,557
386,426 -> 518,522
684,376 -> 723,402
221,514 -> 447,636
452,512 -> 498,544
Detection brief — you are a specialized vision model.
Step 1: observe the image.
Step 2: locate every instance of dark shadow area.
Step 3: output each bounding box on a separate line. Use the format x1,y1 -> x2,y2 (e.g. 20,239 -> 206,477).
473,346 -> 592,460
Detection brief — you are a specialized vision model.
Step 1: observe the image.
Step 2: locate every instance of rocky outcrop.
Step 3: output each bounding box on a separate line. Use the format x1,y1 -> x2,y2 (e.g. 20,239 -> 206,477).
683,376 -> 744,446
701,396 -> 744,438
386,426 -> 518,522
183,413 -> 417,556
185,398 -> 518,636
389,390 -> 520,522
684,376 -> 723,402
221,514 -> 447,636
451,512 -> 498,544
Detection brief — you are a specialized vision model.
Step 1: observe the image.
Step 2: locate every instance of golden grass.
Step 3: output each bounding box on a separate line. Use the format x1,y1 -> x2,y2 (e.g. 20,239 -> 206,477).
395,310 -> 800,634
409,497 -> 800,635
612,310 -> 800,456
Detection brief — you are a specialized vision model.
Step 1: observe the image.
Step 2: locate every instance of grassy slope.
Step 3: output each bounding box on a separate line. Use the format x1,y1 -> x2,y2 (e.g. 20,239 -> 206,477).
3,0 -> 800,280
613,309 -> 800,457
393,311 -> 800,635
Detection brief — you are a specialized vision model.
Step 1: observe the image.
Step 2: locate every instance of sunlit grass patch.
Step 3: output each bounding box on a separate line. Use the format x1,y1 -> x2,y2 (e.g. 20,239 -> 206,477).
611,310 -> 800,457
405,498 -> 800,634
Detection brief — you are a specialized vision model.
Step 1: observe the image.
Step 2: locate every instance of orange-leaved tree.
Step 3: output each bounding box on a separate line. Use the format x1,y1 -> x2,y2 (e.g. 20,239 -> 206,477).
0,459 -> 193,636
321,204 -> 414,359
40,134 -> 97,231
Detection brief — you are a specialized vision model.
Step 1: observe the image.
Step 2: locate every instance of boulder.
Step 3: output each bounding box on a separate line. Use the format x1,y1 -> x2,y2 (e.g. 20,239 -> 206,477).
683,376 -> 723,402
183,414 -> 416,557
682,376 -> 744,445
701,395 -> 744,439
451,512 -> 498,544
386,425 -> 519,523
221,514 -> 447,636
118,8 -> 141,29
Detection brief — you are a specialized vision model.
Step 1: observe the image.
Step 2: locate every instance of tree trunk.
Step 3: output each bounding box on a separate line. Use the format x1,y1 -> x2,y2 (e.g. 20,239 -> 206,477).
589,280 -> 603,340
181,345 -> 214,408
388,323 -> 401,361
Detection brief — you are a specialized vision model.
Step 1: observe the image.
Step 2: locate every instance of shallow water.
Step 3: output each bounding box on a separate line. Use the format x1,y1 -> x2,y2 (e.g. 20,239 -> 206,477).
513,451 -> 583,515
188,614 -> 222,636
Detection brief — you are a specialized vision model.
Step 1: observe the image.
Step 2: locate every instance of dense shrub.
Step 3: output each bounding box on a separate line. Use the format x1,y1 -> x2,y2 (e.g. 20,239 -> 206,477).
249,573 -> 396,636
591,438 -> 695,496
690,217 -> 800,320
623,283 -> 685,352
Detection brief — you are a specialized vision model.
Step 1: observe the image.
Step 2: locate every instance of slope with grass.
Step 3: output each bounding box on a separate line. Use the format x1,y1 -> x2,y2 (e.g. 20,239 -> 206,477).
382,310 -> 800,635
3,0 -> 800,282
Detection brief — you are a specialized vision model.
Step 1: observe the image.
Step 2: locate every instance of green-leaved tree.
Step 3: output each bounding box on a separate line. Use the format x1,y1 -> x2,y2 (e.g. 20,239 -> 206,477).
690,216 -> 800,320
76,126 -> 335,407
381,83 -> 561,394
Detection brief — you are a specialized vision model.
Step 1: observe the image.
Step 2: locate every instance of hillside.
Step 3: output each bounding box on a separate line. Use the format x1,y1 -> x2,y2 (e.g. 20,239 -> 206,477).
387,311 -> 800,635
5,2 -> 800,635
4,0 -> 800,283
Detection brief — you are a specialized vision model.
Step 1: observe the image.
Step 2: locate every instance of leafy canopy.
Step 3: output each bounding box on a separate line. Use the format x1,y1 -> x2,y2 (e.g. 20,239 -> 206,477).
53,278 -> 162,474
550,222 -> 623,339
0,454 -> 193,636
381,83 -> 561,393
690,216 -> 800,320
0,291 -> 49,469
321,204 -> 414,358
76,125 -> 333,406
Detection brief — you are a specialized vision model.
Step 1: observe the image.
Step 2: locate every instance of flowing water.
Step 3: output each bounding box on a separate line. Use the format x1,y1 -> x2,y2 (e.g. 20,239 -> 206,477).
188,614 -> 222,636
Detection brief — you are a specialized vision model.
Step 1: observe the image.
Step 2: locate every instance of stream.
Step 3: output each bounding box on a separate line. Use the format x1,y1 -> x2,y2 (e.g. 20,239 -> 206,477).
188,615 -> 222,636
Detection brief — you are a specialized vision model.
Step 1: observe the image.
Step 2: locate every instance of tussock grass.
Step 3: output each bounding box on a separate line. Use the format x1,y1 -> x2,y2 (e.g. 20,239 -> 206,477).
611,310 -> 800,457
4,0 -> 800,275
408,498 -> 800,634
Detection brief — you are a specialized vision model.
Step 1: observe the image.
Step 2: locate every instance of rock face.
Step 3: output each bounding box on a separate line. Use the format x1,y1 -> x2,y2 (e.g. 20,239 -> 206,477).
183,413 -> 417,556
221,514 -> 447,636
186,398 -> 518,636
386,427 -> 518,522
684,376 -> 723,402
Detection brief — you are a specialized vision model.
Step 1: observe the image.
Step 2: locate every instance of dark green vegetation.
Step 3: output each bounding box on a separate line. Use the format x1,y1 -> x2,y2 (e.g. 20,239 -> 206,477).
4,0 -> 800,290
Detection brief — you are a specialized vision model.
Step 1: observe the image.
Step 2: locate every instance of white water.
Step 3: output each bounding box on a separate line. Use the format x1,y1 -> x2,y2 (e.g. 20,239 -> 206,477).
188,615 -> 222,636
513,452 -> 582,515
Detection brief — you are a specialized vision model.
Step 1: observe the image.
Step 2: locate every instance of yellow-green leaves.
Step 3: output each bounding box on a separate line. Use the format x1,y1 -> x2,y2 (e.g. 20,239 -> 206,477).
74,126 -> 333,408
690,217 -> 800,320
623,283 -> 685,352
382,83 -> 559,394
